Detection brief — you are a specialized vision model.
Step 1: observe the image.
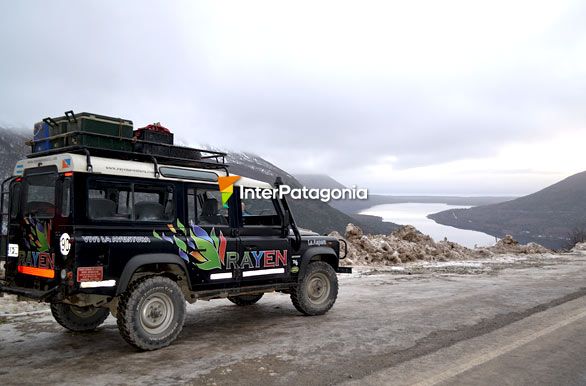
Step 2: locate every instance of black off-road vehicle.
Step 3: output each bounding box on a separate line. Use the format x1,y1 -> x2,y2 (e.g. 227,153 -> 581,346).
0,114 -> 349,350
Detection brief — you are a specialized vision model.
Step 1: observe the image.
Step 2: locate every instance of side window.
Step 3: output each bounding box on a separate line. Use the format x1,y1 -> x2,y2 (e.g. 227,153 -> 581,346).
187,185 -> 228,226
241,188 -> 281,226
88,180 -> 175,222
134,184 -> 175,222
88,181 -> 132,220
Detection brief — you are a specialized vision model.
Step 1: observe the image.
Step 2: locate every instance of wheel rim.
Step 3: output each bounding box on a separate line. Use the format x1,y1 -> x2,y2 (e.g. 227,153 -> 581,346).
139,292 -> 174,335
307,272 -> 330,305
70,305 -> 99,318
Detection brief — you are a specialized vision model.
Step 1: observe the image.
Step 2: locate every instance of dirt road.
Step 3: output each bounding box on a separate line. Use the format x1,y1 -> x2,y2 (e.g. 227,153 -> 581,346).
1,253 -> 586,385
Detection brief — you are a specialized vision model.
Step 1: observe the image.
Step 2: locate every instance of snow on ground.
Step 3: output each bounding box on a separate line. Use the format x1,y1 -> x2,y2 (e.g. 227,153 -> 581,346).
0,294 -> 49,317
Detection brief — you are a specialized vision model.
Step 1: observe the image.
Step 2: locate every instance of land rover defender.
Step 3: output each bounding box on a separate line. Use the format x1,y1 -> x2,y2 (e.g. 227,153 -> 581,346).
0,115 -> 349,350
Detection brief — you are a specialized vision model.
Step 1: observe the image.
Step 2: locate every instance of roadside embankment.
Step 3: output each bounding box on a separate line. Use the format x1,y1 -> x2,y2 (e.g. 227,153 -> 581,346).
331,224 -> 550,266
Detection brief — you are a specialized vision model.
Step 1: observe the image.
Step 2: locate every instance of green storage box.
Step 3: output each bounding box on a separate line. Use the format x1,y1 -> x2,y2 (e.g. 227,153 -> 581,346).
53,111 -> 133,138
67,132 -> 133,152
33,111 -> 134,153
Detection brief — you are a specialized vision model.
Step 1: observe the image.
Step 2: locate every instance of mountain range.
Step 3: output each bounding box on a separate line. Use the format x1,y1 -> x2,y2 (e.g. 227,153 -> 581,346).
429,171 -> 586,249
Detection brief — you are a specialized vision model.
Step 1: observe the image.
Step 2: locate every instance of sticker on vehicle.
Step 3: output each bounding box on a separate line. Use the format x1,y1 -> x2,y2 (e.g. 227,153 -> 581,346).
77,266 -> 104,282
60,233 -> 71,255
8,243 -> 18,257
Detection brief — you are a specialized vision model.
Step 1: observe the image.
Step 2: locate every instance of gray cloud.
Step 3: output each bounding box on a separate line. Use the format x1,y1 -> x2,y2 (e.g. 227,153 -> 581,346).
1,0 -> 585,194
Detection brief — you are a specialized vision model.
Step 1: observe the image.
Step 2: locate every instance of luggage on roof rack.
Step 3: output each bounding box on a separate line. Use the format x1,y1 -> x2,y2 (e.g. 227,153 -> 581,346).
28,110 -> 219,169
132,121 -> 200,159
134,123 -> 174,144
133,141 -> 202,160
32,110 -> 134,153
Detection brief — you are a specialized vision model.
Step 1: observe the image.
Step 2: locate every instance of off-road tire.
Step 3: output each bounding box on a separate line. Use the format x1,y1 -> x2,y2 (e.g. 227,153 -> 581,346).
116,276 -> 186,351
50,303 -> 109,332
291,261 -> 338,316
227,294 -> 264,306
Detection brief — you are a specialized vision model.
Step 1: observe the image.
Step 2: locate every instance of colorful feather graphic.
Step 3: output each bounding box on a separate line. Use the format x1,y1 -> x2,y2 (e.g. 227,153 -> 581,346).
178,250 -> 189,262
190,250 -> 206,262
219,231 -> 227,265
158,223 -> 223,271
176,219 -> 186,235
191,224 -> 213,244
173,236 -> 188,252
210,227 -> 219,249
161,232 -> 174,244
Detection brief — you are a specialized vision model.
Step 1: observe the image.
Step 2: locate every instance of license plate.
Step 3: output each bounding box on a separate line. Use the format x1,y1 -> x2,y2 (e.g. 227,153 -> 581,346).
77,266 -> 103,282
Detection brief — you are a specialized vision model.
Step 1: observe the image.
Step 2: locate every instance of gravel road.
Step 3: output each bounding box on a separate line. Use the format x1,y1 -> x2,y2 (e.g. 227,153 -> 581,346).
1,252 -> 585,385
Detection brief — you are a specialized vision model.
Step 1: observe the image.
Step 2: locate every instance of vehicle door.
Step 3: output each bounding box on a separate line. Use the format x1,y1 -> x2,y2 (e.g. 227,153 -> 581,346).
185,183 -> 238,287
237,187 -> 291,283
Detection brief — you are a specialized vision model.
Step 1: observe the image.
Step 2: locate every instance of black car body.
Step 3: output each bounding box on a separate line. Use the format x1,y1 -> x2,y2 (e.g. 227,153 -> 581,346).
0,149 -> 349,349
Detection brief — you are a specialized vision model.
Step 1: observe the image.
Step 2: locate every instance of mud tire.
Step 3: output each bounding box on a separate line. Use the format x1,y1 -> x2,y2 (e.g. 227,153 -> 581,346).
117,276 -> 186,351
50,303 -> 109,332
291,261 -> 338,316
227,294 -> 264,306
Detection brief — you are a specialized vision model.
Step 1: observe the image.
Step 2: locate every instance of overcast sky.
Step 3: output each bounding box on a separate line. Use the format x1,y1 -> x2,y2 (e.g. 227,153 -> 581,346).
1,1 -> 585,195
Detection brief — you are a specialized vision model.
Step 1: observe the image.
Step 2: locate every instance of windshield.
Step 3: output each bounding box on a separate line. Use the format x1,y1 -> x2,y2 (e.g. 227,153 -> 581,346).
24,174 -> 57,218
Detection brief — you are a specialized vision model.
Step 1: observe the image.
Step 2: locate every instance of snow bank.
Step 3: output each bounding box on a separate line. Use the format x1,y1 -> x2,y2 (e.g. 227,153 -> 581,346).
332,224 -> 550,266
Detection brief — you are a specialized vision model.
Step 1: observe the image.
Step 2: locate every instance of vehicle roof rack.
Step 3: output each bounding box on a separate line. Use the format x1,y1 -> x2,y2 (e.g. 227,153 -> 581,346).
27,145 -> 230,176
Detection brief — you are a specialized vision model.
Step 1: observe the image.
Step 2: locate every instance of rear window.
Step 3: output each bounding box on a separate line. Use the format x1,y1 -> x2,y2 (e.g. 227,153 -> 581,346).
24,174 -> 57,218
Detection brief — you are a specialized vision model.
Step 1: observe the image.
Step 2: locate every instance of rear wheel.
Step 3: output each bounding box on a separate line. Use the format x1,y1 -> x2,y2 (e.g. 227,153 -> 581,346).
117,276 -> 186,350
227,293 -> 263,306
291,261 -> 338,316
50,303 -> 109,332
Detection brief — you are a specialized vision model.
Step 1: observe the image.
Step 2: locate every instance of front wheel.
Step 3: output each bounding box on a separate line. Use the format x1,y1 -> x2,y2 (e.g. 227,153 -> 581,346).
117,276 -> 186,350
291,261 -> 338,316
51,303 -> 109,332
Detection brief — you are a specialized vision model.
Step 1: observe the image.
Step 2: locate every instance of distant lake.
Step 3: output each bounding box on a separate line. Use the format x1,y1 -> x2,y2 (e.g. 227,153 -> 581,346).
360,203 -> 497,248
